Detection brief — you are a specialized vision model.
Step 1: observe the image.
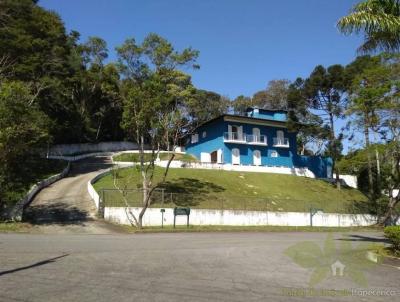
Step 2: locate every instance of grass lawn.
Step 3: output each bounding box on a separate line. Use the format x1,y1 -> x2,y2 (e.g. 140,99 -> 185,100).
0,222 -> 34,233
94,166 -> 369,213
113,152 -> 197,162
119,224 -> 383,233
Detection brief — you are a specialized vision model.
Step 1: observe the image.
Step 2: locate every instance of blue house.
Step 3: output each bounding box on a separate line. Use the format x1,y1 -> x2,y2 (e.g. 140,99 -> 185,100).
185,108 -> 332,178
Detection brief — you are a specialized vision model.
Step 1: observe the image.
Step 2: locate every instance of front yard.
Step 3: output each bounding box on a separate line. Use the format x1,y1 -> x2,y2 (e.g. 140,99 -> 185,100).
94,166 -> 368,213
113,152 -> 198,163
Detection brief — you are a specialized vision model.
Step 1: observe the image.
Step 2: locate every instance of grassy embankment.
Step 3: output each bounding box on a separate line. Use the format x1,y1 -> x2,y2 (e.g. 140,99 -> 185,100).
94,166 -> 368,213
112,152 -> 198,162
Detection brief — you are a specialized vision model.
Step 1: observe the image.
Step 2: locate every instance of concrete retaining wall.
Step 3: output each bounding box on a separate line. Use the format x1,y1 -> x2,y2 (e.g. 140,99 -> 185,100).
335,174 -> 358,189
155,161 -> 316,178
103,207 -> 378,227
87,169 -> 113,209
48,152 -> 114,162
9,162 -> 71,221
47,141 -> 138,156
87,165 -> 135,209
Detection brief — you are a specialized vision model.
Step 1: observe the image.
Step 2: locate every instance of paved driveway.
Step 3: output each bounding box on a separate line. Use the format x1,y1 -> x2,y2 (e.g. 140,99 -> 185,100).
0,232 -> 399,302
23,156 -> 121,234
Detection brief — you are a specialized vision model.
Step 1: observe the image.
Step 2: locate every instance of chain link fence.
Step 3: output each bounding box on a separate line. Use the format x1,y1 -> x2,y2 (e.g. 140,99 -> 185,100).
100,188 -> 371,214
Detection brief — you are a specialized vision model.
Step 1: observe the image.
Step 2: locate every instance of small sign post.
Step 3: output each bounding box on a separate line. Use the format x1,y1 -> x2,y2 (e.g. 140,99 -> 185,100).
160,209 -> 165,228
173,207 -> 190,228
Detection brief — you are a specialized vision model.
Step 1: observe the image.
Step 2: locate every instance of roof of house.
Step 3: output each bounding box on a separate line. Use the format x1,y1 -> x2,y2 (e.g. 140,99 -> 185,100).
194,113 -> 288,129
245,107 -> 288,113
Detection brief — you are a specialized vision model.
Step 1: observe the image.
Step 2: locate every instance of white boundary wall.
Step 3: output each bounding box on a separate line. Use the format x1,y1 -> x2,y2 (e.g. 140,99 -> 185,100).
104,207 -> 378,227
47,141 -> 139,156
9,163 -> 71,221
87,165 -> 135,209
48,152 -> 115,162
335,174 -> 358,189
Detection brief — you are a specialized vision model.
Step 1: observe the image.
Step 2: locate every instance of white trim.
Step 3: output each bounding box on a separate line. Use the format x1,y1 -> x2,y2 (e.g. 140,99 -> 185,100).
232,148 -> 240,165
200,152 -> 211,163
217,149 -> 223,164
253,150 -> 261,166
224,116 -> 287,128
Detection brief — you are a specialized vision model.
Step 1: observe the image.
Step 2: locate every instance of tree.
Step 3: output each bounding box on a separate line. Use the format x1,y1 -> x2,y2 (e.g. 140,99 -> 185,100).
286,78 -> 330,155
302,65 -> 348,188
343,54 -> 400,224
337,0 -> 400,53
232,95 -> 252,115
185,89 -> 229,126
252,79 -> 290,110
0,80 -> 50,215
375,54 -> 400,223
117,34 -> 199,228
81,36 -> 108,67
346,55 -> 392,199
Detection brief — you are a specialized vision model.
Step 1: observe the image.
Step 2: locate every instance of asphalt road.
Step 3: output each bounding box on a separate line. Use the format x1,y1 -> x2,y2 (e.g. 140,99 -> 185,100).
0,232 -> 399,302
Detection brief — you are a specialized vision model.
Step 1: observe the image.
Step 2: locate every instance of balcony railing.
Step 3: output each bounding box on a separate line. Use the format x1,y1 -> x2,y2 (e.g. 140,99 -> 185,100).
224,132 -> 267,145
224,132 -> 245,142
246,134 -> 267,145
273,137 -> 289,147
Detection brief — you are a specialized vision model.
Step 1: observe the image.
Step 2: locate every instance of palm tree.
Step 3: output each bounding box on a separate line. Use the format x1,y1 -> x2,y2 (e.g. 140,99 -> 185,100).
337,0 -> 400,53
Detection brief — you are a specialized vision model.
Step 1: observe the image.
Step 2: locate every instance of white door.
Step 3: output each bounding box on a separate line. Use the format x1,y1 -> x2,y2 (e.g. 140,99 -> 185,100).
232,148 -> 240,165
253,150 -> 261,166
200,152 -> 211,163
252,128 -> 260,142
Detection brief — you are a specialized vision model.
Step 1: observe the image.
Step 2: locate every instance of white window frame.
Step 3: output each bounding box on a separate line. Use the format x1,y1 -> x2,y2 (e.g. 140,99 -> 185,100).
191,133 -> 199,143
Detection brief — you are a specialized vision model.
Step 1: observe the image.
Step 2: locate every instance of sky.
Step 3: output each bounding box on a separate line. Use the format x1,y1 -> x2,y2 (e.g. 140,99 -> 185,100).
40,0 -> 364,152
40,0 -> 363,98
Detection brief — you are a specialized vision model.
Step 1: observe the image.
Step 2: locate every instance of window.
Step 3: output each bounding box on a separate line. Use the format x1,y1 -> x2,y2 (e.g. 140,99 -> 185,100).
191,133 -> 199,143
252,128 -> 260,137
202,131 -> 207,138
277,130 -> 284,139
271,151 -> 278,158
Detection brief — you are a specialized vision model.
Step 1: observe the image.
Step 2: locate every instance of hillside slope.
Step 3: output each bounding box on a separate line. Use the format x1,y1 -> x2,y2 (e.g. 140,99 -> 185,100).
94,167 -> 368,213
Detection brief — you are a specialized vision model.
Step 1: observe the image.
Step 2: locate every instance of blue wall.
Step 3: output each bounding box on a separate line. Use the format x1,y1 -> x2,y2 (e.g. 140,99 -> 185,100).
185,118 -> 225,160
246,108 -> 287,122
185,117 -> 332,178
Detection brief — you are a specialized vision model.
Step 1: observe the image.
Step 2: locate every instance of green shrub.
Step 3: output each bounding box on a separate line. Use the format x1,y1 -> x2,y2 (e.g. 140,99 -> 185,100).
384,226 -> 400,253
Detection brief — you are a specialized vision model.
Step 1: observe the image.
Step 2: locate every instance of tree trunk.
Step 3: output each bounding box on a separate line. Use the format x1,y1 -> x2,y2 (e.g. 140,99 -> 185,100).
363,119 -> 374,199
138,180 -> 150,229
381,153 -> 400,225
374,131 -> 381,195
380,195 -> 399,225
329,113 -> 340,189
